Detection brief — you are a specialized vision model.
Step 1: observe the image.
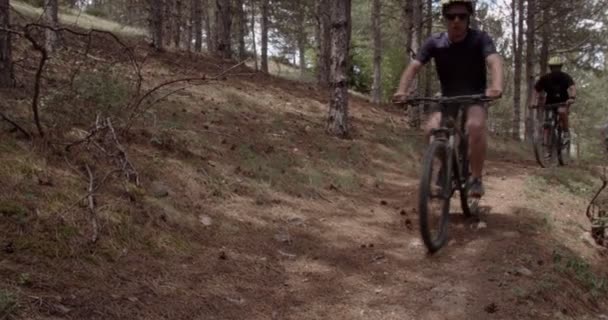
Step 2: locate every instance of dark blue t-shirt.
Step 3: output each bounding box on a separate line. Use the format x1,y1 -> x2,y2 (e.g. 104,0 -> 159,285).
416,29 -> 497,97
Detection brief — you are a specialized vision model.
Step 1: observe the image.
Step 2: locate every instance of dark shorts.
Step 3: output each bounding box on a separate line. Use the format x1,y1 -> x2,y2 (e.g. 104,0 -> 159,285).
429,103 -> 488,119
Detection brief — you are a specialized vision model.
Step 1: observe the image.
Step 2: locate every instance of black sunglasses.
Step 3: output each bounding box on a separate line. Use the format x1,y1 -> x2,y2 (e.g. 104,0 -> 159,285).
444,13 -> 470,21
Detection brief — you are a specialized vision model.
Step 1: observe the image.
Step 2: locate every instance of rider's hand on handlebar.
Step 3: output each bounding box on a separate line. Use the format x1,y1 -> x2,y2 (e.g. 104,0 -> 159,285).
392,92 -> 409,105
485,88 -> 503,99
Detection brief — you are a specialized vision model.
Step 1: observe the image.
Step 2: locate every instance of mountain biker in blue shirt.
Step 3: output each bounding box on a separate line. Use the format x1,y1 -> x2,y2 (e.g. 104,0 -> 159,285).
392,0 -> 504,198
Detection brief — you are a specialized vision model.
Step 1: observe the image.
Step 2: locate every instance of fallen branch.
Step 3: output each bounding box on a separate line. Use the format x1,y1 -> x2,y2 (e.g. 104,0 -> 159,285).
85,164 -> 98,243
107,118 -> 140,186
0,110 -> 32,140
23,25 -> 47,138
125,58 -> 251,129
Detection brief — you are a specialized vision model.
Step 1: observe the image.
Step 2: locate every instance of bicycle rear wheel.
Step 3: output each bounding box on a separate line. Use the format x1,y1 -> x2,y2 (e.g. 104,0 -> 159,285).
418,140 -> 452,253
533,122 -> 556,168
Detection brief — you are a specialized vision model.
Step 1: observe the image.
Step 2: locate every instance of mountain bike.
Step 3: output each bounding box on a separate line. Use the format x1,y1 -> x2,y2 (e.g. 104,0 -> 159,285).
532,102 -> 571,168
398,94 -> 497,253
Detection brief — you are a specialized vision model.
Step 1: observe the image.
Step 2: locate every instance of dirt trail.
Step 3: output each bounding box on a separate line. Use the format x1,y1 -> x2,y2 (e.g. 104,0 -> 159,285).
255,160 -> 597,320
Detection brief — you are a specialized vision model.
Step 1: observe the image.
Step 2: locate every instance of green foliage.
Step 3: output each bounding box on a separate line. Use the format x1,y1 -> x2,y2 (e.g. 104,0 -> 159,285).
74,71 -> 132,115
553,250 -> 608,297
0,290 -> 17,318
84,6 -> 108,18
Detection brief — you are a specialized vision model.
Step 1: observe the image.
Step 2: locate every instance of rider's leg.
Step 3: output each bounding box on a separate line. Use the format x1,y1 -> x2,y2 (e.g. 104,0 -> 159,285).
466,105 -> 487,180
558,106 -> 570,132
425,111 -> 442,138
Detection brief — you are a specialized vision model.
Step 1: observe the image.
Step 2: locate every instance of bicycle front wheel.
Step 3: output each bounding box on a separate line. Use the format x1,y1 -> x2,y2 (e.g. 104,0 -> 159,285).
418,140 -> 452,254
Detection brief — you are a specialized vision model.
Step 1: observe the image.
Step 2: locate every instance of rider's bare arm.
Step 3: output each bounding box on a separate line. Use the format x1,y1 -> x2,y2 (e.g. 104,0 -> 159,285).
568,84 -> 577,102
486,53 -> 503,98
395,61 -> 423,97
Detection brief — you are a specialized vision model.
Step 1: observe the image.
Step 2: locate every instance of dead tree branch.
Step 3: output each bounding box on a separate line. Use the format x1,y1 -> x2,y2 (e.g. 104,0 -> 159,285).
125,58 -> 250,129
85,164 -> 99,243
107,118 -> 140,186
23,25 -> 47,138
0,110 -> 32,140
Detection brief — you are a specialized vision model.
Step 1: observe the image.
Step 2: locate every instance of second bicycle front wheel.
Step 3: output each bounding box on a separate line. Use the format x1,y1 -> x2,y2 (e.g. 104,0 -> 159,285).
418,140 -> 452,253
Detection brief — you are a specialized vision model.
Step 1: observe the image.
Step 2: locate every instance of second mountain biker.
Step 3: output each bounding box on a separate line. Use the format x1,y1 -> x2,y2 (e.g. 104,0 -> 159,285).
392,0 -> 504,198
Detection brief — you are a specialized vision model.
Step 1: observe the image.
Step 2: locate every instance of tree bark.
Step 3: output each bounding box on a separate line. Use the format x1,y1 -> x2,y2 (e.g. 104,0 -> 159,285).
512,0 -> 523,140
193,0 -> 203,51
250,0 -> 258,70
423,0 -> 433,107
539,0 -> 550,75
524,0 -> 536,141
261,0 -> 269,73
326,0 -> 351,138
316,0 -> 331,86
0,0 -> 12,87
150,0 -> 164,51
296,0 -> 307,77
203,0 -> 213,51
370,0 -> 382,104
235,0 -> 247,60
174,0 -> 182,48
44,0 -> 59,52
215,0 -> 232,59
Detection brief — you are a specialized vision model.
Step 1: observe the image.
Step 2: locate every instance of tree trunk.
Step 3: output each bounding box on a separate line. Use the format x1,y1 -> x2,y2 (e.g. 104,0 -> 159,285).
250,0 -> 258,70
370,0 -> 382,104
235,0 -> 246,60
174,0 -> 182,48
44,0 -> 59,52
539,1 -> 550,75
0,0 -> 13,87
423,0 -> 433,108
326,0 -> 351,138
164,0 -> 173,47
150,0 -> 164,50
261,0 -> 269,73
296,1 -> 307,77
216,0 -> 232,59
316,0 -> 331,86
192,0 -> 202,51
524,0 -> 536,141
203,0 -> 213,51
186,1 -> 193,51
512,0 -> 523,140
404,0 -> 421,128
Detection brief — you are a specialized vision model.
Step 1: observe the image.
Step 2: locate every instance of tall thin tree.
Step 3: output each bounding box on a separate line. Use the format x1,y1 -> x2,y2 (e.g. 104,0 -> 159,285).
524,0 -> 536,140
261,0 -> 269,73
235,0 -> 247,60
44,0 -> 59,52
250,0 -> 259,70
316,0 -> 331,86
0,0 -> 12,87
149,0 -> 164,50
370,0 -> 382,104
512,0 -> 524,139
326,0 -> 352,138
215,0 -> 232,58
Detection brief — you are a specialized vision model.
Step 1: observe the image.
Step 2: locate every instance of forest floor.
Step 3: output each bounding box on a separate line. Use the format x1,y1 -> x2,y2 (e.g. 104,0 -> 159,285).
1,2 -> 608,319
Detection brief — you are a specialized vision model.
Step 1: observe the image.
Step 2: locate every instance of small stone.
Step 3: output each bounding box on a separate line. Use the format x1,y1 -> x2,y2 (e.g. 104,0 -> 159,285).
515,267 -> 533,277
199,215 -> 213,227
150,181 -> 169,198
484,303 -> 498,314
374,288 -> 383,294
274,232 -> 292,244
476,221 -> 488,230
219,251 -> 228,260
54,304 -> 72,314
127,296 -> 139,303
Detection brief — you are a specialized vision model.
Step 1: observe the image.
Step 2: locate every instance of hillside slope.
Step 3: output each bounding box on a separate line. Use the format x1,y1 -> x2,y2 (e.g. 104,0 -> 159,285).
1,4 -> 607,319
